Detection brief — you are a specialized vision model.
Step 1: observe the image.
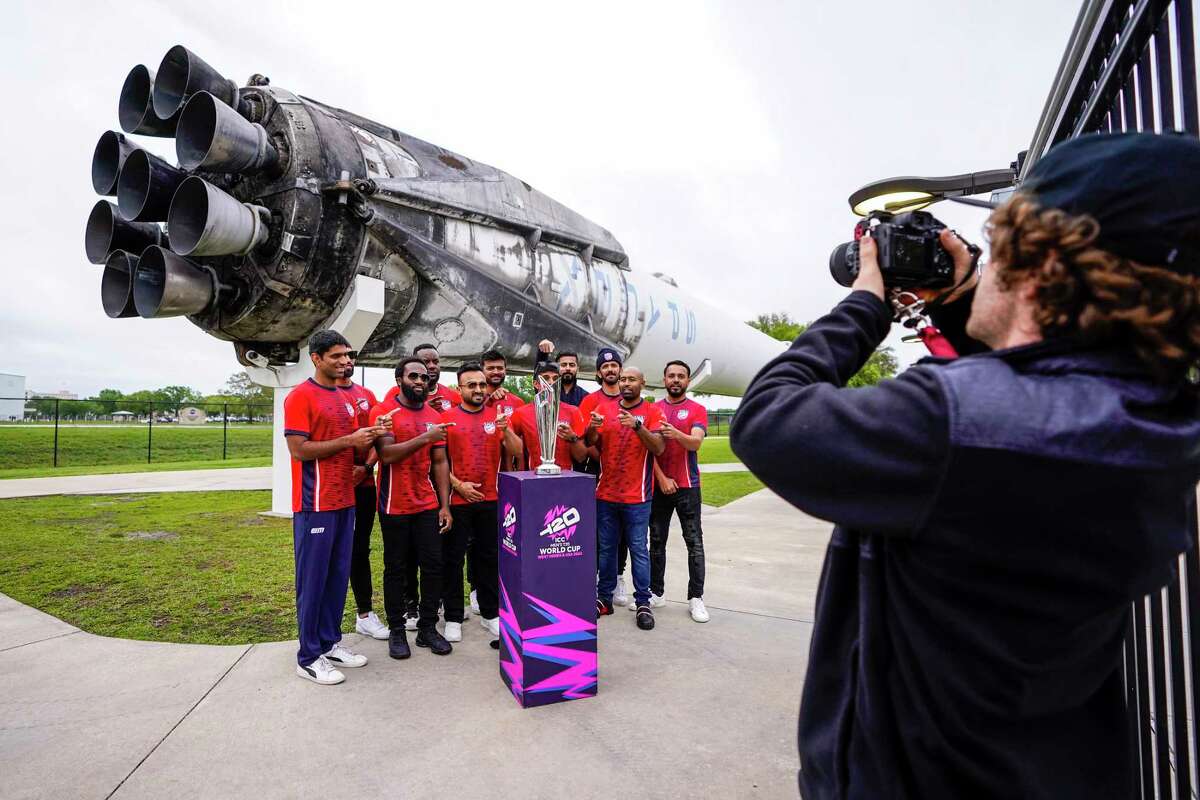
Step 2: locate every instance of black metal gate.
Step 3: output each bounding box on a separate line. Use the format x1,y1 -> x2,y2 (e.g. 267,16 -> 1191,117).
1025,3 -> 1199,796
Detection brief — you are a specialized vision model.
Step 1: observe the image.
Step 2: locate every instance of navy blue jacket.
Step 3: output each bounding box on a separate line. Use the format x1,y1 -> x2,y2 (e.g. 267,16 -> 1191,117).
731,291 -> 1200,799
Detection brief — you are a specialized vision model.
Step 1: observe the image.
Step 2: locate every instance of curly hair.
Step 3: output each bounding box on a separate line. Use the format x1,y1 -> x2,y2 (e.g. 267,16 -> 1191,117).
986,193 -> 1200,381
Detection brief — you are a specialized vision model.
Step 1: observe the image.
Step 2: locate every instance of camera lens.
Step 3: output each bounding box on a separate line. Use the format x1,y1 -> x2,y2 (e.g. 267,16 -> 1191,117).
829,241 -> 858,287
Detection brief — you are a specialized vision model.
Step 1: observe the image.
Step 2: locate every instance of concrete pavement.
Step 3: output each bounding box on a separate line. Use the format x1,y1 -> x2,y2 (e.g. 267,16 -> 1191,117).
0,462 -> 750,500
0,489 -> 830,799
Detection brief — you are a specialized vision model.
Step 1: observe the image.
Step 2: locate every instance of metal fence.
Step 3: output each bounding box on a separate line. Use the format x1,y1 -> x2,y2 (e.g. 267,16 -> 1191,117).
0,398 -> 274,469
1026,2 -> 1199,797
709,411 -> 735,436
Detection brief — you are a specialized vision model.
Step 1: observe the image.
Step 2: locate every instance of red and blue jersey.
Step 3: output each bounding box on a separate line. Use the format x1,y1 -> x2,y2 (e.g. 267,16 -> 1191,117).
656,397 -> 707,489
369,397 -> 445,516
510,402 -> 585,471
592,399 -> 664,504
441,404 -> 505,506
283,378 -> 358,513
341,381 -> 379,486
384,383 -> 462,414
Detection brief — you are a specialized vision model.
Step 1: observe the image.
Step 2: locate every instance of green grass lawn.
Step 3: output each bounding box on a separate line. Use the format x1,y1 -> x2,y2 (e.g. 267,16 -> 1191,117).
0,425 -> 272,472
698,435 -> 739,464
0,476 -> 764,644
0,456 -> 271,480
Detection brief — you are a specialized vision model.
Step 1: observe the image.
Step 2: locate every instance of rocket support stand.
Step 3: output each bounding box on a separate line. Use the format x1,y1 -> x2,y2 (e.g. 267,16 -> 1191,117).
246,275 -> 386,517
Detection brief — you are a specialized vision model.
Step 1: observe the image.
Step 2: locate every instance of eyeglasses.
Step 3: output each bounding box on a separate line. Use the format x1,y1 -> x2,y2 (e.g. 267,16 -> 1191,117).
404,372 -> 426,381
460,380 -> 487,390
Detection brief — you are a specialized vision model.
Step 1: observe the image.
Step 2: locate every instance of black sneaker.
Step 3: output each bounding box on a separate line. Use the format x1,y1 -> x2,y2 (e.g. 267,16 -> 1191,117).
416,627 -> 453,655
597,598 -> 615,616
388,628 -> 411,660
636,605 -> 655,630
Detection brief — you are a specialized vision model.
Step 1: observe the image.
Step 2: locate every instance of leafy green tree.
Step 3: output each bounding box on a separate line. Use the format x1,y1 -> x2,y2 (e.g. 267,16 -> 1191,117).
748,312 -> 898,388
502,375 -> 534,403
219,372 -> 274,421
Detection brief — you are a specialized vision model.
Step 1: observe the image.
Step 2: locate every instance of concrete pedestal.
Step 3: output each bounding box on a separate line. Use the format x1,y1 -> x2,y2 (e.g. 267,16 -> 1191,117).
497,470 -> 598,708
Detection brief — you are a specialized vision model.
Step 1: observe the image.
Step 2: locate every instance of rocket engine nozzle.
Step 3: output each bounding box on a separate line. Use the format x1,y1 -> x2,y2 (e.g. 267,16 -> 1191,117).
116,148 -> 187,222
151,45 -> 239,121
176,91 -> 278,173
85,200 -> 166,264
133,245 -> 218,318
101,251 -> 139,318
167,176 -> 271,256
91,131 -> 137,196
118,65 -> 179,137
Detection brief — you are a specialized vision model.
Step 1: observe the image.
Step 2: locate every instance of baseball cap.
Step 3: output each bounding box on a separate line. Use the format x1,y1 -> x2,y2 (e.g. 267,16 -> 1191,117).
1017,132 -> 1200,274
596,347 -> 623,370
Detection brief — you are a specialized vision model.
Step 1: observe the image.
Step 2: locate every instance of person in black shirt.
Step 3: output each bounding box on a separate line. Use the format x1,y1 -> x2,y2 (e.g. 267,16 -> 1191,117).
732,133 -> 1200,799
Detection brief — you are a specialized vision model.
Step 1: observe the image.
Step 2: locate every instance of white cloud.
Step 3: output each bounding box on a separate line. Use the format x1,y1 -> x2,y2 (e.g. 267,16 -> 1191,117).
0,0 -> 1080,396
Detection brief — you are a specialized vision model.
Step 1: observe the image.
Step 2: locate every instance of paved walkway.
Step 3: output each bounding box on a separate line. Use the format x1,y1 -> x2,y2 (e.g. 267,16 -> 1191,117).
0,488 -> 829,800
0,462 -> 749,499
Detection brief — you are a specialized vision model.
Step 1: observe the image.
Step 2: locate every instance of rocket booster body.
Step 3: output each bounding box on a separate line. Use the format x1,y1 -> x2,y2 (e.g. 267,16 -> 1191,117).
87,47 -> 785,396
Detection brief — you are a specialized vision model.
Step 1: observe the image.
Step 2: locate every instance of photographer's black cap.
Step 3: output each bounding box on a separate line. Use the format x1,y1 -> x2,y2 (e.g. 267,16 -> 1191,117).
1017,132 -> 1200,274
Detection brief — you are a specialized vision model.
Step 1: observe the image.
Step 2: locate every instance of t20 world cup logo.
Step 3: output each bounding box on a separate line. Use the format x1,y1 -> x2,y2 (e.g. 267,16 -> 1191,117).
536,505 -> 583,560
501,502 -> 518,556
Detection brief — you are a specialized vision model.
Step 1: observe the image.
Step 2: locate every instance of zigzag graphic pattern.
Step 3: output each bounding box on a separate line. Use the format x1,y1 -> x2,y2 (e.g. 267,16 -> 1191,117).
498,574 -> 597,703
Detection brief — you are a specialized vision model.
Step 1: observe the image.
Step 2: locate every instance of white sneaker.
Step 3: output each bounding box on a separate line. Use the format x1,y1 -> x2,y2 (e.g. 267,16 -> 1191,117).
689,597 -> 710,623
296,655 -> 345,685
404,613 -> 418,632
470,590 -> 480,615
444,622 -> 462,642
324,643 -> 368,668
480,616 -> 499,637
628,593 -> 666,611
355,611 -> 389,640
614,576 -> 630,607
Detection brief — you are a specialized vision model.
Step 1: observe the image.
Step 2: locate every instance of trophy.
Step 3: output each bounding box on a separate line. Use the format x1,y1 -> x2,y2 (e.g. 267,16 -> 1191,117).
533,374 -> 562,475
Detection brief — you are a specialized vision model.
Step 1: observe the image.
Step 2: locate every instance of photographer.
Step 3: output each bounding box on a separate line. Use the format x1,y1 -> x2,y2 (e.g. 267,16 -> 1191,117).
730,133 -> 1200,799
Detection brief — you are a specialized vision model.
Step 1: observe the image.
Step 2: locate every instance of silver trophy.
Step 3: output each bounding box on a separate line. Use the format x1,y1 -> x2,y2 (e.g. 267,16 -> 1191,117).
533,374 -> 562,475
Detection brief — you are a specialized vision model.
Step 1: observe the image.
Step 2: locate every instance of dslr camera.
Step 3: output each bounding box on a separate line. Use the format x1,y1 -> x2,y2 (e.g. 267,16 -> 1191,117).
829,210 -> 955,289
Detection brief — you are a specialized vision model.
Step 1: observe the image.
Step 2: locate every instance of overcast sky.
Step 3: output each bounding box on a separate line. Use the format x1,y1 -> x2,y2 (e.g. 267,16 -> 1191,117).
1,0 -> 1081,402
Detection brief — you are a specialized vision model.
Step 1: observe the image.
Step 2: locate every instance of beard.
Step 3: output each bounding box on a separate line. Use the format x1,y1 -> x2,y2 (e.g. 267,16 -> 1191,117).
400,383 -> 426,403
560,372 -> 576,387
666,384 -> 685,398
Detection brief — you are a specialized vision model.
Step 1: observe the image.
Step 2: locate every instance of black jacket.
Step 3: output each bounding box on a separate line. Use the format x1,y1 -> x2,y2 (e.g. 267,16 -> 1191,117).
731,291 -> 1200,799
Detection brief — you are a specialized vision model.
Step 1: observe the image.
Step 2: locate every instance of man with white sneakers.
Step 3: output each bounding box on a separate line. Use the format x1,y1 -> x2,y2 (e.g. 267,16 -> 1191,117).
650,360 -> 710,623
441,364 -> 513,642
284,330 -> 382,684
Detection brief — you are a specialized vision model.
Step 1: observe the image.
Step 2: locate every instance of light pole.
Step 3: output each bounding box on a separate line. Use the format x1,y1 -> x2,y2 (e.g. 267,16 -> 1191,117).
846,164 -> 1020,216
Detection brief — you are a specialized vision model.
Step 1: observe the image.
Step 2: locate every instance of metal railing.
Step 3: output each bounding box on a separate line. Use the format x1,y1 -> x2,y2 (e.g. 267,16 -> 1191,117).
0,398 -> 274,470
1028,3 -> 1199,797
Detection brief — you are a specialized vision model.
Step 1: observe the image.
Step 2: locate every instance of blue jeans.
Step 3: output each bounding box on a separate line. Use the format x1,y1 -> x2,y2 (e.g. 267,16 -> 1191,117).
597,499 -> 652,607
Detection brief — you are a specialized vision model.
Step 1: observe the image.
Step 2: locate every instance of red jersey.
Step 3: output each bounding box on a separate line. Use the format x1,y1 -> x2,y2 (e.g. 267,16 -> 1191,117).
341,381 -> 379,486
578,388 -> 621,420
369,398 -> 445,516
441,404 -> 505,506
384,383 -> 462,414
511,403 -> 585,471
283,378 -> 358,513
592,398 -> 664,503
485,391 -> 525,418
655,397 -> 707,489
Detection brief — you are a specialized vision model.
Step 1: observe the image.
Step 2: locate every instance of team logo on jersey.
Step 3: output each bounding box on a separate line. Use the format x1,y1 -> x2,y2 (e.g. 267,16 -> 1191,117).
345,403 -> 355,418
357,398 -> 370,411
484,421 -> 497,435
676,409 -> 689,420
502,405 -> 514,416
635,416 -> 645,424
433,398 -> 450,411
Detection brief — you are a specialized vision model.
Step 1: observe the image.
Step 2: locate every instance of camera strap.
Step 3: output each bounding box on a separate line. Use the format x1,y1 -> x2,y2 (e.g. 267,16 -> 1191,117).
891,291 -> 959,359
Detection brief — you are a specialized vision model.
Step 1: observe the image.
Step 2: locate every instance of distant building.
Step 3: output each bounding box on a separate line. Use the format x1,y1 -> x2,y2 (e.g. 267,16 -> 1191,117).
28,389 -> 79,400
0,374 -> 26,421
